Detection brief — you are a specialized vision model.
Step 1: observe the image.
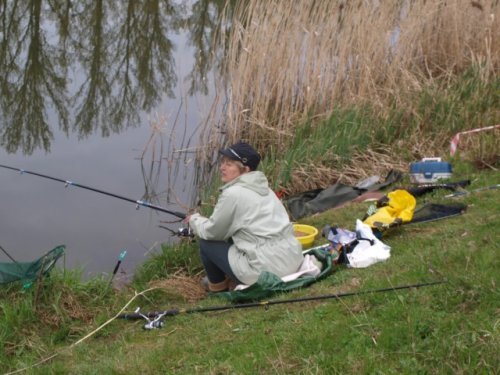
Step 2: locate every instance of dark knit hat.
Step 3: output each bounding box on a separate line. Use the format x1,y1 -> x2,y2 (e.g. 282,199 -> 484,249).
219,142 -> 261,171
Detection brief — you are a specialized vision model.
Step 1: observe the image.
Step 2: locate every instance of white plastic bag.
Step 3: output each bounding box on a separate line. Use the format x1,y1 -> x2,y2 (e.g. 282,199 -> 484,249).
346,219 -> 391,268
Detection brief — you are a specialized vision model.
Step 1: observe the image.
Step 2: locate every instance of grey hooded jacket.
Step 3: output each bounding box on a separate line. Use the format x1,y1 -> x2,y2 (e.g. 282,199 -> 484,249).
189,171 -> 303,285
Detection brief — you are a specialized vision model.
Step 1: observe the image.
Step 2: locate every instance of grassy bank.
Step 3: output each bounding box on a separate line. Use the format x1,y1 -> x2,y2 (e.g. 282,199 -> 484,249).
1,70 -> 499,375
1,0 -> 499,373
1,162 -> 498,374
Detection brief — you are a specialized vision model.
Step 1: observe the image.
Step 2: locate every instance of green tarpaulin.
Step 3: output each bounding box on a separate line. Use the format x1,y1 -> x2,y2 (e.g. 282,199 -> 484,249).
214,247 -> 333,302
284,170 -> 403,220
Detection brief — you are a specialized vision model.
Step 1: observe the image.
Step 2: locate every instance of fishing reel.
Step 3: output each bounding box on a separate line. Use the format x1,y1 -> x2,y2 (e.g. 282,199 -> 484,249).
134,307 -> 166,330
177,227 -> 193,237
158,224 -> 194,238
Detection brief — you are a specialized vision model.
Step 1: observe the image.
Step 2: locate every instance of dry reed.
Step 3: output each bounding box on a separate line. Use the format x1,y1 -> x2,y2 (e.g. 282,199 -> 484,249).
279,147 -> 408,194
198,0 -> 498,190
215,0 -> 498,146
148,272 -> 207,302
37,288 -> 95,327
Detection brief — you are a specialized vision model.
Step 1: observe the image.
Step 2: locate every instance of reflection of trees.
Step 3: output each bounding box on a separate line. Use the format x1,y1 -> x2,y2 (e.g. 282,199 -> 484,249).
72,0 -> 180,137
0,0 -> 229,154
0,0 -> 69,154
72,0 -> 113,137
108,0 -> 179,131
184,0 -> 229,95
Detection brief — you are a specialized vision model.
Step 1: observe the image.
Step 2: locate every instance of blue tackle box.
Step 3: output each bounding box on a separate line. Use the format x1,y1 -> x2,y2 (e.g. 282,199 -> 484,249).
409,157 -> 452,184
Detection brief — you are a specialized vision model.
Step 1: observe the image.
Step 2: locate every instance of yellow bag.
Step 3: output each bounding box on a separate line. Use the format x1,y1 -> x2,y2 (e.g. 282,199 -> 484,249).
363,190 -> 416,228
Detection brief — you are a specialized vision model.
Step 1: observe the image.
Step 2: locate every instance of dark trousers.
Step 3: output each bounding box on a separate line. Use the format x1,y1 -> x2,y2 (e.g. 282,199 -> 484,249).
199,239 -> 241,284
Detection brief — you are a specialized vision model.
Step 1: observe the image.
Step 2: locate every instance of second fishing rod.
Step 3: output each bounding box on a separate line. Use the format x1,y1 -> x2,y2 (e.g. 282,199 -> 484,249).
0,164 -> 186,220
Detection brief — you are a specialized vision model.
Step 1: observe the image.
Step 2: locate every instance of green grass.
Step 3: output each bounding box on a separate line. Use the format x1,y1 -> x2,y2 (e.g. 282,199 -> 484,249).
1,164 -> 497,374
0,68 -> 498,372
132,241 -> 204,287
0,269 -> 129,371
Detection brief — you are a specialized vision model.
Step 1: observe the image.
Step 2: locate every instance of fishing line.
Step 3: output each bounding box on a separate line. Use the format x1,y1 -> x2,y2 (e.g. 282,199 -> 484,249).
0,164 -> 186,219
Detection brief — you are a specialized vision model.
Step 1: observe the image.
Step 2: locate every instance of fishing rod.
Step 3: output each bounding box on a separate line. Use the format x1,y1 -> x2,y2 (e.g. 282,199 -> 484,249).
0,244 -> 19,265
444,184 -> 500,198
118,280 -> 446,322
0,164 -> 186,219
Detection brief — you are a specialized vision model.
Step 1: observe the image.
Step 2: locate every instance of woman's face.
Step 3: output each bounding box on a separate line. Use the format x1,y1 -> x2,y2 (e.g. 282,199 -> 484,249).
220,156 -> 247,183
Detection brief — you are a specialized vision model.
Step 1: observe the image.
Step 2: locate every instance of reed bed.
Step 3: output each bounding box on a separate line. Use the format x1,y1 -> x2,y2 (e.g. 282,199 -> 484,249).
218,0 -> 498,141
199,0 -> 499,191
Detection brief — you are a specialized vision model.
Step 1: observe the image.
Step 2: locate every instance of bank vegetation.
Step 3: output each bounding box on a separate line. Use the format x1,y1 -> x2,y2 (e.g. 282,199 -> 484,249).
1,1 -> 499,373
198,0 -> 499,194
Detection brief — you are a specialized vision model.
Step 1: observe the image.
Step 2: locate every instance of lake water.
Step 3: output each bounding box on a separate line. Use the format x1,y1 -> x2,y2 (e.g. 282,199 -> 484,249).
0,0 -> 227,279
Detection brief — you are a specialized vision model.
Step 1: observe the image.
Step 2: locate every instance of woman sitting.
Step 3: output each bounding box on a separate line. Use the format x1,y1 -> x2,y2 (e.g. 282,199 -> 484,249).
185,141 -> 303,292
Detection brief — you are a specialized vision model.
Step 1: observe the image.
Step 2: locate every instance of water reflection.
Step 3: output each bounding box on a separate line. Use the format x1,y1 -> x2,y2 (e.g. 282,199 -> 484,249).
0,0 -> 229,155
183,0 -> 230,95
0,0 -> 69,153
